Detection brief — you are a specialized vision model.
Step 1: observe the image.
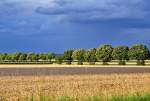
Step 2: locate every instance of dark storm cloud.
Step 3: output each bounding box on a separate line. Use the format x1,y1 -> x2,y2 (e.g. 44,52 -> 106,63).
0,0 -> 150,53
36,0 -> 149,22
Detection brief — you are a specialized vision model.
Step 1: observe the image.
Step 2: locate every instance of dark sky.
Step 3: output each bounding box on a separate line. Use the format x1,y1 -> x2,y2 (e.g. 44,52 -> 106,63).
0,0 -> 150,53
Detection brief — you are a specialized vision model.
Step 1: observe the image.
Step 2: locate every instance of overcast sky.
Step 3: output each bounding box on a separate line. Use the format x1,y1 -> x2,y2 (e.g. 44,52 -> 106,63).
0,0 -> 150,53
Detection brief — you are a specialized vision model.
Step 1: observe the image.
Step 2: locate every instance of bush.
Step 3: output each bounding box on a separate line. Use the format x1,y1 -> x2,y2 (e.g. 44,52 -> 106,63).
48,61 -> 53,64
118,60 -> 126,65
63,50 -> 73,64
78,61 -> 83,65
56,60 -> 63,64
65,60 -> 72,65
102,62 -> 108,65
136,60 -> 145,65
89,62 -> 95,65
55,56 -> 64,64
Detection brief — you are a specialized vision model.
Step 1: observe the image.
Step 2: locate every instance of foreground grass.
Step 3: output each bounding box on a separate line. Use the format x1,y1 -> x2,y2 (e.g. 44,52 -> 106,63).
8,93 -> 150,101
0,74 -> 149,101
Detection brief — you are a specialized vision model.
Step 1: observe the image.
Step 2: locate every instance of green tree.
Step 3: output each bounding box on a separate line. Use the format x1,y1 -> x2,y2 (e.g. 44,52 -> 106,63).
18,54 -> 27,62
84,48 -> 97,65
128,44 -> 149,65
11,52 -> 22,62
39,54 -> 47,61
72,49 -> 85,65
63,50 -> 74,64
1,53 -> 7,61
31,54 -> 39,62
112,46 -> 129,65
55,55 -> 64,64
5,54 -> 12,61
0,54 -> 3,61
26,53 -> 34,62
96,44 -> 113,65
47,52 -> 55,63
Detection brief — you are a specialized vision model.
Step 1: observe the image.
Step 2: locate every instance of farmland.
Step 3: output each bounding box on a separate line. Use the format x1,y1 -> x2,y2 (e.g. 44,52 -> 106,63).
0,44 -> 150,101
0,73 -> 150,101
1,0 -> 150,100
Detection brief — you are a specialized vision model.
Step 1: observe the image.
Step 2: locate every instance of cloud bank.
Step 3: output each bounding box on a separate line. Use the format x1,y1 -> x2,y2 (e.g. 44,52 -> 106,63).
0,0 -> 150,53
36,0 -> 149,22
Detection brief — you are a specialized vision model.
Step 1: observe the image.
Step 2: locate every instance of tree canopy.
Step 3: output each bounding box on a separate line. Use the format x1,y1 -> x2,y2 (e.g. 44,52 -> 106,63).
72,49 -> 85,62
112,46 -> 129,60
128,44 -> 149,60
84,48 -> 97,62
96,44 -> 113,62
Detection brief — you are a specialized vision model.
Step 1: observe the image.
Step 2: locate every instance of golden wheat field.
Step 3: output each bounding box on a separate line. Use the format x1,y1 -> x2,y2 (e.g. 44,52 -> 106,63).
0,73 -> 150,101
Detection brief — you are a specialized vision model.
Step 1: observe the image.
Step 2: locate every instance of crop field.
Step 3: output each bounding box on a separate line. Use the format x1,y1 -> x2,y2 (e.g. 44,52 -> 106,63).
0,67 -> 150,76
0,73 -> 150,101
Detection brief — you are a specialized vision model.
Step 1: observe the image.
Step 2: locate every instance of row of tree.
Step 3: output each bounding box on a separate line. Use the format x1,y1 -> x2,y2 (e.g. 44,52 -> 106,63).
63,44 -> 149,65
0,44 -> 149,65
0,52 -> 55,62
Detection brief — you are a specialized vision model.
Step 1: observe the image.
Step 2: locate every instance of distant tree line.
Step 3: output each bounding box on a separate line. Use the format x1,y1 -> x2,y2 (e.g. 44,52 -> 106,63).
0,52 -> 55,63
0,44 -> 149,65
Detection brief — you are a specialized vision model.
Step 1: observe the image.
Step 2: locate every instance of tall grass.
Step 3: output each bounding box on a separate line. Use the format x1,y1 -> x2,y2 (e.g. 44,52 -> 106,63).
21,93 -> 150,101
